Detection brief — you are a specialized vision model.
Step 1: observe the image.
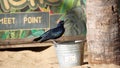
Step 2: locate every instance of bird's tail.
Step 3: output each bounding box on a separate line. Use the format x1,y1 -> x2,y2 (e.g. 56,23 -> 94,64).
33,37 -> 42,42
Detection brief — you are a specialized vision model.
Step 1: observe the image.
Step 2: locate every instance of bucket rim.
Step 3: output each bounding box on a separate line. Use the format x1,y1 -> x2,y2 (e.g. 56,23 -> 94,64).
53,40 -> 86,45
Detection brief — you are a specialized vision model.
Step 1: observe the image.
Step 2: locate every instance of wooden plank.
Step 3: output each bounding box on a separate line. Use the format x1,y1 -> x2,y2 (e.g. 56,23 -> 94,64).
0,43 -> 53,49
0,35 -> 86,48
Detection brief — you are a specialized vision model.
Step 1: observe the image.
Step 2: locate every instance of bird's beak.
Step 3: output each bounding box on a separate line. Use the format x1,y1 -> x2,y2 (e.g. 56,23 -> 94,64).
57,20 -> 60,24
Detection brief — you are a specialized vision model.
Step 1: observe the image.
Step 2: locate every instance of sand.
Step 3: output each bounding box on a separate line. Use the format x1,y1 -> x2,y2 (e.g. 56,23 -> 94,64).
0,46 -> 119,68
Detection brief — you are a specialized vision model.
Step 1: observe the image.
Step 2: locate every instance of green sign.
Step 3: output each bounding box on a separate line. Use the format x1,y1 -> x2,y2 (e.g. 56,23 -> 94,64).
0,12 -> 62,30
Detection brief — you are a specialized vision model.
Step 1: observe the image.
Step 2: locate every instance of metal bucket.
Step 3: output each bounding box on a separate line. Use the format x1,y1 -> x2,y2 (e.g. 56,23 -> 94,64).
54,40 -> 84,68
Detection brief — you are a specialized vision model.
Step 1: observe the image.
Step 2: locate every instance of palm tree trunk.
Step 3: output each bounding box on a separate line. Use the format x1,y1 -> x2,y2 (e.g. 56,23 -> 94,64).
86,0 -> 120,65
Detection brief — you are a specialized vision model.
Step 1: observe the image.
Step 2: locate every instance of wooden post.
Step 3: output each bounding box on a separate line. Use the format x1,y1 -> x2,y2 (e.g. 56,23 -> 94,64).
86,0 -> 120,65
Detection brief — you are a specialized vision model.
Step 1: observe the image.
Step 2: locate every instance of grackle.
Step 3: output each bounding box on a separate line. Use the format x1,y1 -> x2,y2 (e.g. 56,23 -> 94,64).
33,20 -> 65,42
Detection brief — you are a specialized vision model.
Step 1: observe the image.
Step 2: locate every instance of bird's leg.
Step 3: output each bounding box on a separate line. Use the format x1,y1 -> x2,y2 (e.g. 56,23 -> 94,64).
51,40 -> 58,45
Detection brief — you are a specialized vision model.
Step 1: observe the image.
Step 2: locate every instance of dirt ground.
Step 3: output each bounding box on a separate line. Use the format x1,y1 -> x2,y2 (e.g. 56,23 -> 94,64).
0,46 -> 119,68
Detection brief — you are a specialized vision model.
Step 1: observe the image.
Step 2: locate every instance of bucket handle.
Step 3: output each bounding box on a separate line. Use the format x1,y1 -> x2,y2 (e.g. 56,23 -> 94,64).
75,39 -> 86,43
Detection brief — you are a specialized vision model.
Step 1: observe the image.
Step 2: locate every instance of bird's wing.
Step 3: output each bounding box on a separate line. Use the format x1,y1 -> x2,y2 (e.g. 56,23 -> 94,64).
33,28 -> 52,41
39,29 -> 54,42
40,27 -> 63,42
51,29 -> 63,38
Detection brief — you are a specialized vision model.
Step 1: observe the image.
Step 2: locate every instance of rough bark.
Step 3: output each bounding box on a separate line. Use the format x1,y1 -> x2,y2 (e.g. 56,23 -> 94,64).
86,0 -> 120,65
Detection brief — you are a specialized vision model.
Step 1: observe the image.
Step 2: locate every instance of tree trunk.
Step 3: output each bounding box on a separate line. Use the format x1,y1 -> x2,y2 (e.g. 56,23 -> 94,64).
86,0 -> 120,65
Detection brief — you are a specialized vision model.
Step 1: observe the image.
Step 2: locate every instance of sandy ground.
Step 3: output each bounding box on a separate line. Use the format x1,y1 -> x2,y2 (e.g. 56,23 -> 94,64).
0,46 -> 119,68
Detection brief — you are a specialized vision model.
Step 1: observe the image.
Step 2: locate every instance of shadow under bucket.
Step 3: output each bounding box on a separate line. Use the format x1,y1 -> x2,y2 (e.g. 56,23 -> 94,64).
54,40 -> 85,68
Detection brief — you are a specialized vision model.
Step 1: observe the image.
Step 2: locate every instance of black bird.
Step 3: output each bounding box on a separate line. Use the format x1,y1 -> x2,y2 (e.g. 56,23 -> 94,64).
33,20 -> 65,42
